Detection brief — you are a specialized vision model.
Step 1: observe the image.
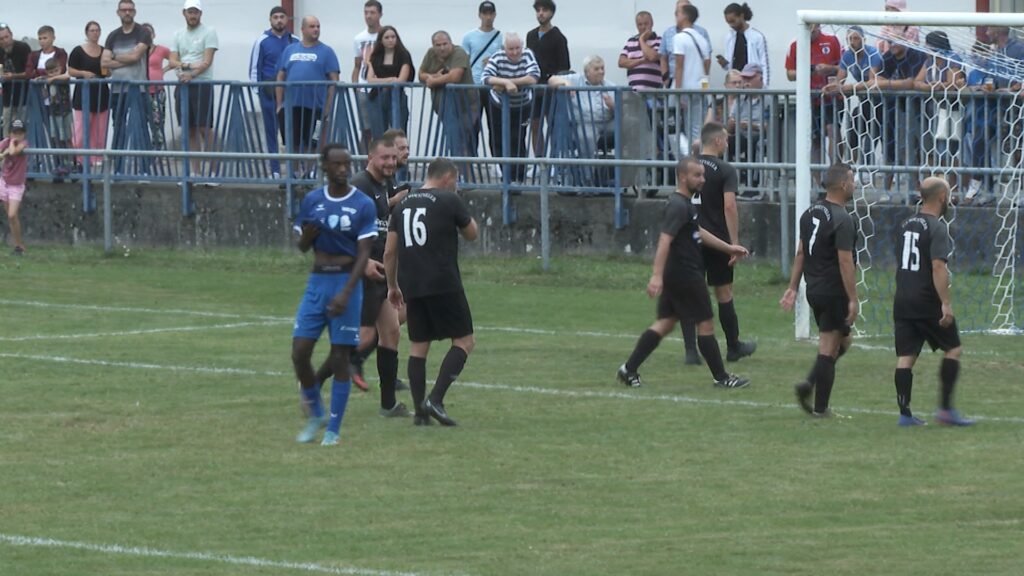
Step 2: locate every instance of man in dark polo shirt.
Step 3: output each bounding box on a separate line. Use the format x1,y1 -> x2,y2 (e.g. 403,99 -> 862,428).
0,24 -> 32,136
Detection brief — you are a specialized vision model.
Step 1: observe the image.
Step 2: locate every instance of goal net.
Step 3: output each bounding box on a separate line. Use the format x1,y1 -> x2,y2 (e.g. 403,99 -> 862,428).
795,10 -> 1024,338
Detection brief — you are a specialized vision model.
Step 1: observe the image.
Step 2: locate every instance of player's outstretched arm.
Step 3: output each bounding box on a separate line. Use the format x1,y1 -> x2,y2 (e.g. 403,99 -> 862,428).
698,227 -> 748,263
780,241 -> 805,312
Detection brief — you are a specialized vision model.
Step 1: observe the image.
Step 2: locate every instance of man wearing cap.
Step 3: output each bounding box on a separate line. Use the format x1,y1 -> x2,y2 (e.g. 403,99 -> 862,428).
250,6 -> 298,179
877,29 -> 925,194
728,63 -> 765,194
462,2 -> 502,156
0,24 -> 32,137
878,0 -> 919,54
526,0 -> 570,164
170,0 -> 219,181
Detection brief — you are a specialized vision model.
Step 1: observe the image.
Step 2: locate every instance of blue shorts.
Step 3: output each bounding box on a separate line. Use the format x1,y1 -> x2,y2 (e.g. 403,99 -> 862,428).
293,273 -> 363,345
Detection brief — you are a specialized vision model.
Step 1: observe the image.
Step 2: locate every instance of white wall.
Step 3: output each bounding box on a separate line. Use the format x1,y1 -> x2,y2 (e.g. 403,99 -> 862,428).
7,0 -> 978,86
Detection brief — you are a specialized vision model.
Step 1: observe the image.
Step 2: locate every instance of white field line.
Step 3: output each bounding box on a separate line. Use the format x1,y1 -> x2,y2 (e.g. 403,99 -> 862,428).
0,534 -> 426,576
0,321 -> 288,342
0,299 -> 290,322
2,351 -> 1023,424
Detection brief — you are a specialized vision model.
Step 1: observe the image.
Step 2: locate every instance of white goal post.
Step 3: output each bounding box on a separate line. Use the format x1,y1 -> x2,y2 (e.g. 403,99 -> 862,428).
794,10 -> 1024,339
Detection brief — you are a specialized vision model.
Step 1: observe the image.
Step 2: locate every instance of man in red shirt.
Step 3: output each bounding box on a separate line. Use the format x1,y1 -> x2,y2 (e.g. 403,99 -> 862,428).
786,24 -> 841,165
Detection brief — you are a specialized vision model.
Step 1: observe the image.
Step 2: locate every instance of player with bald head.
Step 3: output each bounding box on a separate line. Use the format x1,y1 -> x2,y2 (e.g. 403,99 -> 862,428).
891,176 -> 974,426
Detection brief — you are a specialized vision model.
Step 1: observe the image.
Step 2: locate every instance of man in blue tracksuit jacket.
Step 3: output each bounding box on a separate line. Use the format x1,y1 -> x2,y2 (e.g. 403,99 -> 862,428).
249,5 -> 298,177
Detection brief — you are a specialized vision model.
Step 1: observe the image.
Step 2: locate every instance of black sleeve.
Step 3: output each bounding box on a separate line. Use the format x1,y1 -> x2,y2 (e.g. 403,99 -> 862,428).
660,200 -> 690,238
931,221 -> 952,262
451,193 -> 472,229
723,165 -> 738,194
558,31 -> 570,72
834,212 -> 855,252
68,46 -> 82,69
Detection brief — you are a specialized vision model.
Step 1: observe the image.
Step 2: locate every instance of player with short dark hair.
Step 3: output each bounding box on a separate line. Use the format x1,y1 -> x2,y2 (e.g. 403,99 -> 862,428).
680,122 -> 756,365
291,144 -> 377,446
780,162 -> 858,418
892,177 -> 974,426
385,158 -> 479,426
618,156 -> 751,390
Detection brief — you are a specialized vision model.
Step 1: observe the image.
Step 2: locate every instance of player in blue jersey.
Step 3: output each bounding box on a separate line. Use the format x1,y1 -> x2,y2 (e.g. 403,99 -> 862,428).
292,144 -> 378,446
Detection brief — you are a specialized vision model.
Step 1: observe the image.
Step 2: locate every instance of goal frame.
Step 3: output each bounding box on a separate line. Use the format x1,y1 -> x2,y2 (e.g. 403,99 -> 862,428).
793,10 -> 1024,339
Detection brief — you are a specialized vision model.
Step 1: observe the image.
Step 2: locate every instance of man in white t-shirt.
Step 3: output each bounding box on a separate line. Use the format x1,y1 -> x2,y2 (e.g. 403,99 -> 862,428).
671,3 -> 709,155
352,0 -> 382,148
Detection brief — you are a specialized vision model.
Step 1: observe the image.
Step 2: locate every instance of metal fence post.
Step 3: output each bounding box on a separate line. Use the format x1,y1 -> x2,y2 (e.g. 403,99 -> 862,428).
103,152 -> 112,255
540,158 -> 550,271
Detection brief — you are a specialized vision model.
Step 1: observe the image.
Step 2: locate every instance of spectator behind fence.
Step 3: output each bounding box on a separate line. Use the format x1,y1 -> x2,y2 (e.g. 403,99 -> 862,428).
0,24 -> 32,137
549,55 -> 615,158
170,0 -> 219,181
481,32 -> 540,182
987,26 -> 1024,89
877,30 -> 925,194
671,3 -> 710,156
462,1 -> 503,156
618,11 -> 662,92
43,58 -> 74,176
526,0 -> 570,162
366,25 -> 414,135
914,31 -> 965,177
26,25 -> 68,81
785,23 -> 841,165
102,0 -> 152,164
705,69 -> 742,125
250,6 -> 298,178
142,23 -> 172,151
660,1 -> 712,89
878,0 -> 919,54
827,26 -> 882,178
728,62 -> 765,196
67,21 -> 111,168
963,41 -> 999,205
353,0 -> 384,148
420,31 -> 477,160
718,3 -> 769,86
276,16 -> 340,179
27,25 -> 69,172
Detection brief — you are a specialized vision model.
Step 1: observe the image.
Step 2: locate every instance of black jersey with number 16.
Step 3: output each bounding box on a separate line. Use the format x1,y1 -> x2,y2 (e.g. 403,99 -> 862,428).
799,200 -> 855,297
389,188 -> 473,300
894,213 -> 952,319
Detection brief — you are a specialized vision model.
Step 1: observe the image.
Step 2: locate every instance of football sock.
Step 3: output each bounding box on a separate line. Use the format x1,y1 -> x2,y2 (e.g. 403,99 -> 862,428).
377,347 -> 399,409
326,379 -> 352,435
812,354 -> 836,413
430,346 -> 468,404
408,356 -> 428,414
939,358 -> 960,410
301,385 -> 324,419
718,300 -> 740,348
894,368 -> 913,417
836,341 -> 849,359
626,329 -> 662,373
681,321 -> 698,353
697,335 -> 727,381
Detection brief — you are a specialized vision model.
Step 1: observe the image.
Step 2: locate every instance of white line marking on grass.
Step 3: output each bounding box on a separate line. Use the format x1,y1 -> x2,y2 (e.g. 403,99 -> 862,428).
0,534 -> 425,576
0,321 -> 287,342
3,352 -> 1023,424
0,299 -> 290,322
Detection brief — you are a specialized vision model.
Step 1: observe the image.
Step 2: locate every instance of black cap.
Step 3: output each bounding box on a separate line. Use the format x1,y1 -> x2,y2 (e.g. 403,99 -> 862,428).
10,119 -> 26,132
270,6 -> 287,17
479,1 -> 496,12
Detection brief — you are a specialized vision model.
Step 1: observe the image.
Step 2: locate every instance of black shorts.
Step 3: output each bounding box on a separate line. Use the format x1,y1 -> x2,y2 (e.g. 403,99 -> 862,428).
175,83 -> 214,128
807,293 -> 852,336
657,279 -> 714,323
894,317 -> 961,357
701,245 -> 734,287
405,290 -> 474,342
360,278 -> 387,327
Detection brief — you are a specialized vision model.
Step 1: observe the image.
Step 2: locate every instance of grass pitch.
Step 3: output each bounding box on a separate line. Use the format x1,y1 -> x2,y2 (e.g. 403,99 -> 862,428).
1,248 -> 1022,576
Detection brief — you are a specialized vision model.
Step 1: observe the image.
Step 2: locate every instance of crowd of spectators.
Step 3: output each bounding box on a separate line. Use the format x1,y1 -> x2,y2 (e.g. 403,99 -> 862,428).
1,0 -> 1023,199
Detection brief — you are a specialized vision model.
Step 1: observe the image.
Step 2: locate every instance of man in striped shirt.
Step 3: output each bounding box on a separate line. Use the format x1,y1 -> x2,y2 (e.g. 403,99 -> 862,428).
481,33 -> 540,182
618,11 -> 662,92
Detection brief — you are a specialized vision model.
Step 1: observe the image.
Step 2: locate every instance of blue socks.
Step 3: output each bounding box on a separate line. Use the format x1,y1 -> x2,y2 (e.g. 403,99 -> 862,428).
301,385 -> 324,419
326,379 -> 352,434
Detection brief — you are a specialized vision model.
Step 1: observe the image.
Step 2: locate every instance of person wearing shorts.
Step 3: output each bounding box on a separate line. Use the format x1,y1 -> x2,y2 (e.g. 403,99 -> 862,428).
170,0 -> 219,180
891,177 -> 973,426
384,158 -> 478,427
781,163 -> 858,417
0,119 -> 29,255
291,144 -> 377,446
617,156 -> 750,391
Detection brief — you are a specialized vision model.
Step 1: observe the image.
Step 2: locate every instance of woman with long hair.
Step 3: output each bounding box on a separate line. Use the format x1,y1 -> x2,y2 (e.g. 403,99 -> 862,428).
366,25 -> 414,135
66,20 -> 110,168
142,23 -> 172,151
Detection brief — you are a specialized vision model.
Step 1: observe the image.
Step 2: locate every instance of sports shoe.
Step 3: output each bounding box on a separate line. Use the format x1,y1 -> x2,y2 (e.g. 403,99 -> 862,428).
934,409 -> 975,427
713,373 -> 750,389
11,246 -> 25,257
423,397 -> 457,426
351,371 -> 369,392
616,364 -> 642,388
726,341 -> 757,362
898,414 -> 927,427
794,380 -> 814,414
379,402 -> 412,418
413,413 -> 432,426
684,349 -> 703,366
394,378 -> 409,391
296,416 -> 328,443
320,431 -> 340,446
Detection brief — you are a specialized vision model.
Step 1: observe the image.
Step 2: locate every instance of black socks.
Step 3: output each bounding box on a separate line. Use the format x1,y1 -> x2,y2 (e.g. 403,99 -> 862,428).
626,329 -> 662,373
430,346 -> 468,404
698,335 -> 727,381
895,367 -> 913,417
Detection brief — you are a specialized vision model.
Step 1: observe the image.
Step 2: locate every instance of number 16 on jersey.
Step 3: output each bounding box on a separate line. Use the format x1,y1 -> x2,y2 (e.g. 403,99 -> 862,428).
403,207 -> 428,247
